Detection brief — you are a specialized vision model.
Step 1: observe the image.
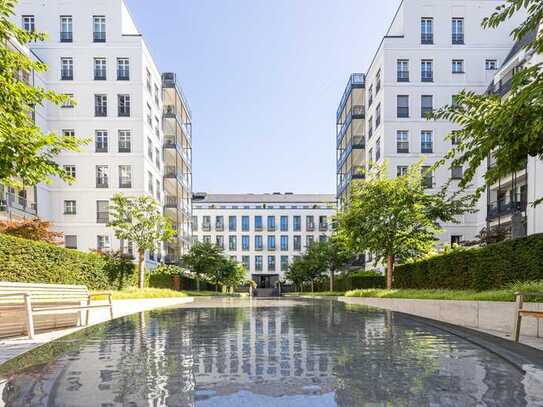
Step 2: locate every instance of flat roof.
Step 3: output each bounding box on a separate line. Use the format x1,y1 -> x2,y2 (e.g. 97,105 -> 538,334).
193,193 -> 336,204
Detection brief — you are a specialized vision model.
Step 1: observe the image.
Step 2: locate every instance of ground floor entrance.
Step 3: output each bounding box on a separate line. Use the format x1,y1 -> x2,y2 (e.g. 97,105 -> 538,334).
252,274 -> 279,289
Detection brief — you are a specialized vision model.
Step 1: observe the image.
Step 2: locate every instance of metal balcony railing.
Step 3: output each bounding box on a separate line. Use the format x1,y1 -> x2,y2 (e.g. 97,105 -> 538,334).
487,200 -> 527,220
0,192 -> 37,214
164,196 -> 178,208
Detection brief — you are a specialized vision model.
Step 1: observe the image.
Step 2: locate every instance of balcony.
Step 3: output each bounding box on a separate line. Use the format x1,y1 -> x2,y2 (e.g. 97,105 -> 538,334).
319,223 -> 328,231
164,254 -> 179,265
202,223 -> 211,232
60,31 -> 72,42
487,200 -> 527,221
0,192 -> 37,215
337,105 -> 365,146
163,136 -> 180,150
164,195 -> 178,208
164,105 -> 177,117
306,224 -> 315,232
216,224 -> 224,232
336,73 -> 365,120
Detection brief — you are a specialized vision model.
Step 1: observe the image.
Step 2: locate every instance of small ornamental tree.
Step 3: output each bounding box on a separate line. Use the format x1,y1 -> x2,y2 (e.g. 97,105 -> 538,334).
337,162 -> 474,289
0,218 -> 63,244
286,257 -> 311,292
0,0 -> 85,188
220,258 -> 246,293
304,241 -> 330,292
180,241 -> 224,291
108,194 -> 175,288
322,235 -> 353,292
431,0 -> 543,203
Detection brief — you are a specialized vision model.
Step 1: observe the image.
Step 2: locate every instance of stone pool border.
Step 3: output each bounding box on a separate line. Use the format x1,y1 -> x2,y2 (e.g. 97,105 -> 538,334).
0,297 -> 194,365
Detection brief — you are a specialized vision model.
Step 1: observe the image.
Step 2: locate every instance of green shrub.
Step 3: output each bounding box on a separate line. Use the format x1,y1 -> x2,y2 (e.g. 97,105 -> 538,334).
0,233 -> 136,290
395,234 -> 543,290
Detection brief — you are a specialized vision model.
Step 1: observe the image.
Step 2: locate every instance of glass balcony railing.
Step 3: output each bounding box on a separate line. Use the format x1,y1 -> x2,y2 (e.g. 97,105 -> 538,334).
336,73 -> 365,120
487,200 -> 527,220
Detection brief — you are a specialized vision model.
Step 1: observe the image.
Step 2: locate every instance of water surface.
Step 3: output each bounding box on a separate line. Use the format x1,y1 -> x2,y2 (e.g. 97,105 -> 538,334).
1,298 -> 543,406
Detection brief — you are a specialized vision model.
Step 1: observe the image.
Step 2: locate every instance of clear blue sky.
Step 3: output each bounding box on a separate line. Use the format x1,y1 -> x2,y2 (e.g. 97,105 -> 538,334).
125,0 -> 402,194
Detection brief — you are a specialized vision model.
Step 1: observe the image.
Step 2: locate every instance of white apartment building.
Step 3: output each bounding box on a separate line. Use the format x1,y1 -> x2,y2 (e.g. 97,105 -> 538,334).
192,193 -> 336,288
363,0 -> 525,246
484,29 -> 543,239
12,0 -> 193,262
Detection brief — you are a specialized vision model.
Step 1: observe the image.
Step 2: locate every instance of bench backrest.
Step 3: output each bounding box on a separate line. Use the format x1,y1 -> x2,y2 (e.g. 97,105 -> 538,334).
0,281 -> 89,305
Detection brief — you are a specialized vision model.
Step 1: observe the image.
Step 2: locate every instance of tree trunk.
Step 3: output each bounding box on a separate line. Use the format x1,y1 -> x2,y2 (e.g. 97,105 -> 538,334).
138,250 -> 145,289
196,275 -> 200,291
386,255 -> 394,289
329,269 -> 335,292
311,280 -> 314,293
215,280 -> 219,292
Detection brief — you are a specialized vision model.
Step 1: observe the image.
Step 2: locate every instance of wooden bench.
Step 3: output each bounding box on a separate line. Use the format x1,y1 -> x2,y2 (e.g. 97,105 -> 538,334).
0,282 -> 113,339
512,291 -> 543,342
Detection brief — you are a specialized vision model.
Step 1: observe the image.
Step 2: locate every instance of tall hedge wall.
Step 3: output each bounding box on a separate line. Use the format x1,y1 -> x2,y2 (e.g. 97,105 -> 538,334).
0,233 -> 136,290
394,233 -> 543,290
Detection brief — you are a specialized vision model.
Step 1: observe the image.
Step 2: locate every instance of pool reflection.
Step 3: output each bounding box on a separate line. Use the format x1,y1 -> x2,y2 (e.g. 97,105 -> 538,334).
1,299 -> 543,406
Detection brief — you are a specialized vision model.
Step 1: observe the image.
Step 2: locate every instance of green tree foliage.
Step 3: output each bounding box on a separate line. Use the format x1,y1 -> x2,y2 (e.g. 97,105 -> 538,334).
286,256 -> 311,291
336,162 -> 474,289
220,258 -> 246,293
431,0 -> 543,202
108,194 -> 175,289
0,0 -> 85,188
321,235 -> 354,291
180,241 -> 224,291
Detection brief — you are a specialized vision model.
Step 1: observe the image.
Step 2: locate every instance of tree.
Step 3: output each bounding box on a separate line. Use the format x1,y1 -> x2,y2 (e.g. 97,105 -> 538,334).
304,241 -> 331,292
336,162 -> 474,289
0,218 -> 63,244
220,258 -> 246,293
108,194 -> 175,289
0,0 -> 85,188
322,236 -> 353,292
180,241 -> 224,291
286,257 -> 311,292
431,1 -> 543,203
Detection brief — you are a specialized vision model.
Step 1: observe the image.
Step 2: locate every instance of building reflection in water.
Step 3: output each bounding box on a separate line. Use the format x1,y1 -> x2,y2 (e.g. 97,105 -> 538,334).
1,299 -> 543,406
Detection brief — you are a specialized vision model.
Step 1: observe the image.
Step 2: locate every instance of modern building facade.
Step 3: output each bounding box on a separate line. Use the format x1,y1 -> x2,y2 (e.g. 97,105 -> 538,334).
192,193 -> 336,287
336,73 -> 366,209
12,0 -> 193,262
361,0 -> 525,246
484,30 -> 543,240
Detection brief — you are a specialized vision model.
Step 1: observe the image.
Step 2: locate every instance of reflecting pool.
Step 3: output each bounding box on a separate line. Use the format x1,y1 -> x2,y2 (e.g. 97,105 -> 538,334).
1,298 -> 543,406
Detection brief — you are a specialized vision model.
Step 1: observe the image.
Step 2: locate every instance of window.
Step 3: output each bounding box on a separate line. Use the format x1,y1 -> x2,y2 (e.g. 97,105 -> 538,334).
148,171 -> 153,195
255,235 -> 263,250
62,129 -> 75,138
96,165 -> 108,188
375,103 -> 381,128
95,94 -> 107,116
242,235 -> 250,251
61,95 -> 74,108
64,200 -> 76,215
306,216 -> 315,231
451,166 -> 463,180
118,130 -> 131,152
397,59 -> 409,82
255,256 -> 263,271
452,18 -> 464,44
119,165 -> 132,188
215,216 -> 224,231
421,131 -> 433,153
397,130 -> 409,153
255,216 -> 263,231
63,165 -> 76,178
22,15 -> 35,33
293,236 -> 302,251
319,216 -> 328,230
155,179 -> 160,201
397,166 -> 408,177
97,235 -> 110,252
293,216 -> 301,231
421,95 -> 433,117
154,84 -> 160,106
93,16 -> 106,42
146,68 -> 152,92
421,60 -> 433,82
397,95 -> 409,118
95,130 -> 108,152
120,240 -> 134,257
268,256 -> 276,271
306,235 -> 314,248
242,216 -> 250,231
451,235 -> 462,245
280,215 -> 288,232
94,58 -> 106,80
60,57 -> 73,80
229,236 -> 237,251
451,130 -> 460,145
117,58 -> 130,80
203,235 -> 211,243
280,235 -> 288,251
452,59 -> 464,74
421,166 -> 433,188
118,95 -> 130,117
421,17 -> 433,44
485,59 -> 498,70
60,16 -> 72,42
242,256 -> 250,270
368,85 -> 373,107
375,69 -> 381,94
147,137 -> 153,160
192,216 -> 198,231
368,116 -> 373,139
155,148 -> 160,169
202,216 -> 211,231
268,235 -> 276,250
215,236 -> 224,249
281,256 -> 289,272
229,216 -> 237,231
65,235 -> 77,249
319,234 -> 327,243
375,138 -> 381,161
267,216 -> 276,231
96,200 -> 109,223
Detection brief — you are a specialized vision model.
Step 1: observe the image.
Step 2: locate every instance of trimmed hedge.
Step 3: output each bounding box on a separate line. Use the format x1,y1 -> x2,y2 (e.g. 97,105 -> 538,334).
395,233 -> 543,291
0,233 -> 136,290
312,273 -> 385,292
